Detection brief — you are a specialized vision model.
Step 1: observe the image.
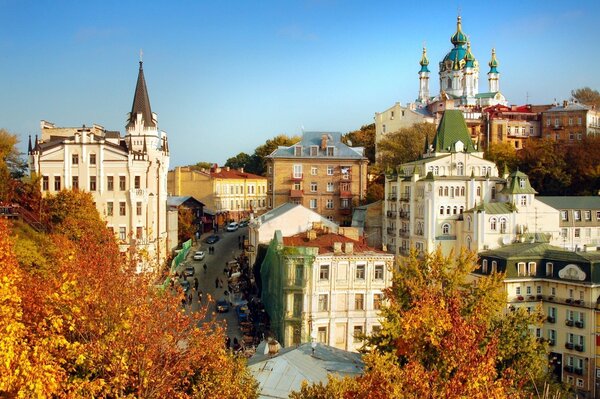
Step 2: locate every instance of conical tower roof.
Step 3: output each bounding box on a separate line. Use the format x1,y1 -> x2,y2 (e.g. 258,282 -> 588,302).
127,61 -> 156,129
431,110 -> 476,153
419,47 -> 430,73
488,48 -> 499,73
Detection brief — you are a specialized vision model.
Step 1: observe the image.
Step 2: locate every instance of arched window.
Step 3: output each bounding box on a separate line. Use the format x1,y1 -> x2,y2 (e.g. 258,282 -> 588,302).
434,166 -> 439,175
460,206 -> 464,214
491,186 -> 496,200
457,162 -> 464,175
442,223 -> 450,235
460,187 -> 465,196
440,206 -> 444,215
482,259 -> 488,273
439,186 -> 443,196
467,216 -> 471,230
490,217 -> 497,231
446,206 -> 451,215
453,206 -> 457,215
491,261 -> 497,273
444,187 -> 448,196
450,187 -> 454,197
476,186 -> 481,196
447,78 -> 452,90
500,218 -> 507,233
466,236 -> 472,250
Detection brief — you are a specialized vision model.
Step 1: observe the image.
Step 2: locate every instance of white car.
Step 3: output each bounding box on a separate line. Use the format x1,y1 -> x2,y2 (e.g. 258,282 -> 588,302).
193,251 -> 205,261
226,222 -> 239,232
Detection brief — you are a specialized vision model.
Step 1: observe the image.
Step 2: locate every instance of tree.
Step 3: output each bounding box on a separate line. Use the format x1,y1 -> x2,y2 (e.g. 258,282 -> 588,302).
0,129 -> 29,204
517,139 -> 570,195
376,123 -> 436,171
178,206 -> 196,244
292,249 -> 556,399
563,136 -> 600,195
250,134 -> 300,175
571,87 -> 600,108
225,152 -> 252,170
485,142 -> 519,173
343,123 -> 375,164
365,182 -> 384,204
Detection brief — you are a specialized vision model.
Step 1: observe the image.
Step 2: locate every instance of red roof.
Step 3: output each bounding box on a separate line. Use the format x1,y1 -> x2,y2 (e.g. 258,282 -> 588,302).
210,167 -> 266,180
282,232 -> 380,254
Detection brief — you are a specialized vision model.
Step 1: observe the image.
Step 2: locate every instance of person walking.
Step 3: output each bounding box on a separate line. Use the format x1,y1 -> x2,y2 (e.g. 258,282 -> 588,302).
215,277 -> 219,289
194,277 -> 199,291
198,290 -> 203,304
203,263 -> 208,273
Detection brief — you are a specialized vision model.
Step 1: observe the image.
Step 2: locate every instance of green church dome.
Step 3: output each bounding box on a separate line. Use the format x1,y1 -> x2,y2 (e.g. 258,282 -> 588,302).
488,48 -> 499,73
419,47 -> 430,73
450,16 -> 468,46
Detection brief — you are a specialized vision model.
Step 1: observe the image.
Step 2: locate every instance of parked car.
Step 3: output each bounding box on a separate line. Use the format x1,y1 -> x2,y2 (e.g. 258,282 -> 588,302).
180,280 -> 190,293
193,251 -> 205,261
216,297 -> 230,313
239,220 -> 249,227
226,222 -> 239,232
236,304 -> 250,322
183,266 -> 195,277
205,235 -> 220,244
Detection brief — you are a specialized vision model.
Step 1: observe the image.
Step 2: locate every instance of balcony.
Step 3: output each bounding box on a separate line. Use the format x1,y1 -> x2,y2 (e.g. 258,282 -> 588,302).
565,342 -> 574,350
566,319 -> 574,327
548,339 -> 555,346
289,190 -> 304,198
387,244 -> 396,252
386,211 -> 397,218
387,194 -> 397,201
574,368 -> 584,376
399,211 -> 410,220
400,194 -> 410,202
386,227 -> 397,236
399,229 -> 410,238
575,344 -> 584,352
546,316 -> 555,323
130,188 -> 147,198
290,173 -> 304,181
564,365 -> 574,373
339,208 -> 352,216
340,173 -> 353,181
575,320 -> 584,328
339,191 -> 353,199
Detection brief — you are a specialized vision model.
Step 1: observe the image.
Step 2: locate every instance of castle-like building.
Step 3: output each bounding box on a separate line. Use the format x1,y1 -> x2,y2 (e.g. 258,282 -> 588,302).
29,61 -> 171,272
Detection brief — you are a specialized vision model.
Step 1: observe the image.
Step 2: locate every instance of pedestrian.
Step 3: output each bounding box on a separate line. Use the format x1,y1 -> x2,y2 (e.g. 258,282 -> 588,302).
194,277 -> 199,291
226,336 -> 231,349
198,291 -> 203,303
203,263 -> 207,273
223,267 -> 228,275
218,277 -> 224,288
187,292 -> 192,304
215,277 -> 219,289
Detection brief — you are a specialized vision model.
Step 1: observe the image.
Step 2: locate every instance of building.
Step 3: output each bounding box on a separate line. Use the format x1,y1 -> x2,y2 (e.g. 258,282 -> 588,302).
265,131 -> 368,226
168,165 -> 267,225
482,104 -> 551,150
475,243 -> 600,397
248,341 -> 363,399
248,203 -> 338,267
166,195 -> 206,247
351,200 -> 383,249
537,197 -> 600,252
375,16 -> 508,158
260,227 -> 394,351
28,61 -> 170,271
541,101 -> 600,142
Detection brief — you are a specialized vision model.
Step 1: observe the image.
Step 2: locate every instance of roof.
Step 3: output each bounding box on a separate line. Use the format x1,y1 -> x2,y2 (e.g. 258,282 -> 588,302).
127,61 -> 155,129
282,232 -> 379,254
475,92 -> 500,99
252,203 -> 338,231
167,196 -> 205,208
499,170 -> 537,195
268,131 -> 366,160
546,102 -> 591,113
465,201 -> 515,214
480,242 -> 600,263
211,167 -> 266,180
537,196 -> 600,210
431,110 -> 477,153
248,342 -> 363,399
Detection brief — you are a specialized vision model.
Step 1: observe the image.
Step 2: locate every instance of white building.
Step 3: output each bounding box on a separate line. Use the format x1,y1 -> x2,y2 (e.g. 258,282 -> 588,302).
28,61 -> 171,272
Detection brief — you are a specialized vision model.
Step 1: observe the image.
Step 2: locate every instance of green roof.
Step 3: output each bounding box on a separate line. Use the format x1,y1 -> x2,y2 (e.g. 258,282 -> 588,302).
465,202 -> 515,214
431,110 -> 477,153
481,242 -> 600,263
537,196 -> 600,210
499,170 -> 537,195
475,92 -> 499,99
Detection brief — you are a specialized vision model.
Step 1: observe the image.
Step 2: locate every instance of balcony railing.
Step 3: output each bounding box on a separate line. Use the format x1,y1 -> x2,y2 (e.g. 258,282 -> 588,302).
399,229 -> 409,238
291,173 -> 303,181
400,194 -> 410,202
399,211 -> 410,220
546,316 -> 555,323
575,344 -> 584,352
566,319 -> 574,327
565,342 -> 574,350
289,190 -> 304,198
339,208 -> 352,216
387,194 -> 397,201
386,211 -> 397,218
575,320 -> 584,328
386,227 -> 396,236
339,191 -> 353,199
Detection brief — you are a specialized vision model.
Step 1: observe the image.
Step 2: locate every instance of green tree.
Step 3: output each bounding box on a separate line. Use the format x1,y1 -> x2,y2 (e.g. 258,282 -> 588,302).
0,129 -> 29,203
343,123 -> 375,164
376,123 -> 436,171
517,138 -> 570,195
225,152 -> 252,170
292,249 -> 556,398
571,87 -> 600,108
563,136 -> 600,195
250,134 -> 300,175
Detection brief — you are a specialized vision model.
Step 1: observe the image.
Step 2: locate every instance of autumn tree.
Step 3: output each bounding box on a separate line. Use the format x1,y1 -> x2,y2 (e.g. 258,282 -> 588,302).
0,129 -> 32,204
178,206 -> 196,244
571,87 -> 600,108
292,249 -> 556,399
563,135 -> 600,195
342,123 -> 375,164
485,141 -> 519,173
376,123 -> 436,172
517,138 -> 570,195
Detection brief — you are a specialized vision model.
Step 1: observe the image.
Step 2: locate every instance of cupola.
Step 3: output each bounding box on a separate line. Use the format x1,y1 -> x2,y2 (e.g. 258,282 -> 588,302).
488,48 -> 499,73
450,16 -> 468,46
464,42 -> 476,67
419,47 -> 430,73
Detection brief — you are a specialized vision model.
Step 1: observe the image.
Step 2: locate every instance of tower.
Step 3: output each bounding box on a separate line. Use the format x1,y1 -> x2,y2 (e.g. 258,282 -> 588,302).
487,48 -> 500,93
126,60 -> 159,153
417,47 -> 430,104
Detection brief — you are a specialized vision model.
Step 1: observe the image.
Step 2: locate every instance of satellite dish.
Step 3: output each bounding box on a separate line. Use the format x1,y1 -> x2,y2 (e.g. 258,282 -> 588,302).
502,237 -> 511,245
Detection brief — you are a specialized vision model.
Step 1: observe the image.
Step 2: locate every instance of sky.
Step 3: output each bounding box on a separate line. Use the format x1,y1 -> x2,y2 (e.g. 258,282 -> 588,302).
1,0 -> 599,167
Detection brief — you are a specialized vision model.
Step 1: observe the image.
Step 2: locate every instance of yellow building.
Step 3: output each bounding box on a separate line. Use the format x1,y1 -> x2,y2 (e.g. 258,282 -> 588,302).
167,165 -> 267,225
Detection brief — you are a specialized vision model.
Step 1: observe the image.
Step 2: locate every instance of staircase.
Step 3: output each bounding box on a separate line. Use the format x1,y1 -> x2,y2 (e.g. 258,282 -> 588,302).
0,204 -> 47,232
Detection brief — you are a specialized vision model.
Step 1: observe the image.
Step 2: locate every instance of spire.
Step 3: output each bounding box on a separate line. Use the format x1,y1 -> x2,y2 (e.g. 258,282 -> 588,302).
464,41 -> 475,67
450,16 -> 468,46
488,48 -> 499,73
452,49 -> 461,70
419,47 -> 430,73
127,60 -> 156,129
28,135 -> 32,153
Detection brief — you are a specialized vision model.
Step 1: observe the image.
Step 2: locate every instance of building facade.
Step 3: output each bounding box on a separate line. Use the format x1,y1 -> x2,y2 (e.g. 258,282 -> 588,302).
482,104 -> 551,149
168,165 -> 267,225
541,101 -> 600,142
29,62 -> 170,271
260,228 -> 393,351
266,131 -> 368,226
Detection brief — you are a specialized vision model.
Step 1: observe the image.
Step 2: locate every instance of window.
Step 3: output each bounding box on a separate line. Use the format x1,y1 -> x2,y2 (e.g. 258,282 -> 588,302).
293,293 -> 302,317
373,293 -> 383,310
578,117 -> 582,125
319,265 -> 329,280
551,287 -> 556,296
516,286 -> 521,295
491,261 -> 497,273
476,186 -> 481,196
318,294 -> 328,311
311,166 -> 318,175
327,182 -> 334,192
42,176 -> 49,191
546,263 -> 553,276
354,294 -> 364,310
119,227 -> 126,241
517,262 -> 526,276
89,176 -> 96,191
310,146 -> 318,156
442,223 -> 450,235
355,264 -> 365,280
134,176 -> 141,189
136,226 -> 143,239
374,265 -> 384,280
528,262 -> 536,276
317,326 -> 327,343
327,166 -> 334,175
574,210 -> 581,221
490,218 -> 497,231
439,206 -> 444,215
499,218 -> 507,233
107,202 -> 113,216
105,176 -> 113,191
574,228 -> 581,238
136,202 -> 142,216
326,199 -> 334,209
460,186 -> 465,196
457,162 -> 464,176
526,286 -> 532,295
294,146 -> 302,156
537,285 -> 542,294
353,325 -> 363,343
293,164 -> 302,179
309,199 -> 317,209
561,228 -> 568,237
561,210 -> 568,221
119,201 -> 126,216
72,154 -> 79,164
310,182 -> 317,192
482,259 -> 488,273
326,146 -> 334,156
584,210 -> 591,221
54,176 -> 61,191
119,176 -> 126,191
520,195 -> 527,206
72,176 -> 79,189
89,153 -> 96,165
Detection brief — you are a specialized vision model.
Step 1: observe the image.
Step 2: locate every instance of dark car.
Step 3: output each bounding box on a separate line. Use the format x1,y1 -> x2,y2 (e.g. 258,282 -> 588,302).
180,280 -> 190,293
205,235 -> 220,244
236,304 -> 250,322
239,220 -> 249,227
216,297 -> 230,313
183,266 -> 195,277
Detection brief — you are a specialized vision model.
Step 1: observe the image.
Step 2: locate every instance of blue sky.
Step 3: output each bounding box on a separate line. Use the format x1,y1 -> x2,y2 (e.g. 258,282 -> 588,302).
1,0 -> 599,167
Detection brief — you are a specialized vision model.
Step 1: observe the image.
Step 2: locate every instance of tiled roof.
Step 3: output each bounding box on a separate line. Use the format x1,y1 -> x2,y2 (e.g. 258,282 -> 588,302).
167,196 -> 204,207
499,170 -> 537,195
210,168 -> 266,180
465,202 -> 515,214
481,242 -> 600,262
432,110 -> 477,153
283,232 -> 379,254
268,131 -> 366,160
537,196 -> 600,210
546,102 -> 591,113
126,62 -> 156,129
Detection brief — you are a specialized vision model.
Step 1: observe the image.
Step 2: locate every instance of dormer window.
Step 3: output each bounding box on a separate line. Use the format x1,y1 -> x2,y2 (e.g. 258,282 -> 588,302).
326,146 -> 334,156
519,178 -> 526,189
310,146 -> 318,156
295,146 -> 302,157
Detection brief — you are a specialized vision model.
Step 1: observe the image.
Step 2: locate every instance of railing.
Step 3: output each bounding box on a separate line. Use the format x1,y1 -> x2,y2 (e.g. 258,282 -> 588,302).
1,204 -> 47,232
400,194 -> 410,202
575,344 -> 584,352
565,319 -> 574,327
399,211 -> 410,220
565,342 -> 574,350
386,227 -> 396,236
130,188 -> 147,198
386,211 -> 397,218
387,195 -> 397,201
339,208 -> 352,216
399,229 -> 409,238
575,320 -> 584,328
546,316 -> 555,323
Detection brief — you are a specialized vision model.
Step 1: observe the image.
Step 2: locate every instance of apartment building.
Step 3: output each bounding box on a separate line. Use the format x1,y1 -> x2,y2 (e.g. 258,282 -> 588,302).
260,228 -> 393,351
265,131 -> 368,226
483,104 -> 551,149
28,61 -> 170,271
541,101 -> 600,142
168,165 -> 267,225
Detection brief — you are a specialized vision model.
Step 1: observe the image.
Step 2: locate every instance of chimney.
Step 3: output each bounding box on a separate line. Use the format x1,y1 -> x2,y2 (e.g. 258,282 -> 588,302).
240,167 -> 244,173
321,134 -> 328,150
312,221 -> 323,230
226,166 -> 230,171
344,242 -> 354,254
563,100 -> 568,108
306,230 -> 317,240
333,242 -> 342,254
